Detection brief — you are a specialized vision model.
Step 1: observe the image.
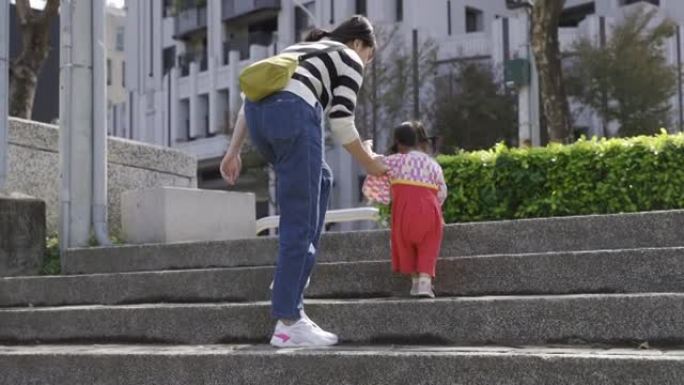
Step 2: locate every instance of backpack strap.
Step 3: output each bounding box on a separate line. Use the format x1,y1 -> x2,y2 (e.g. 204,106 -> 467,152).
298,44 -> 347,63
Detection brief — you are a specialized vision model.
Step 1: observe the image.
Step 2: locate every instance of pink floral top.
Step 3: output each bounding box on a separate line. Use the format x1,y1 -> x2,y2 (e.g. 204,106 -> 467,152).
363,151 -> 448,205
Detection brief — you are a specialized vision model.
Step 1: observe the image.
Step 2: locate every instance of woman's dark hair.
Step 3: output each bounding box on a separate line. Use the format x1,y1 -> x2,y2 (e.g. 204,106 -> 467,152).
304,15 -> 376,48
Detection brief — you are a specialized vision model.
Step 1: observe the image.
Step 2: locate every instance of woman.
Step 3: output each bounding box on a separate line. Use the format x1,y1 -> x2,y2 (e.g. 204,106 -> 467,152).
220,15 -> 385,348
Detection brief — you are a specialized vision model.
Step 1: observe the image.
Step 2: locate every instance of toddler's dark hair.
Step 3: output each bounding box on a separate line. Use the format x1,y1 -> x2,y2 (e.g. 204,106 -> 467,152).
389,122 -> 418,154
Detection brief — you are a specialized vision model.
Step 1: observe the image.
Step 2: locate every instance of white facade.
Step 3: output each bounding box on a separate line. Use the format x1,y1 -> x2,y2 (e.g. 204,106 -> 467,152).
119,0 -> 684,219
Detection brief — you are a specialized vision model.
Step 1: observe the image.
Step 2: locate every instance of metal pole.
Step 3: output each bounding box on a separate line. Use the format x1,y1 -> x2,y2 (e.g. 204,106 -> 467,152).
412,28 -> 419,120
59,0 -> 94,252
371,55 -> 377,151
92,0 -> 111,245
0,0 -> 9,190
677,25 -> 683,133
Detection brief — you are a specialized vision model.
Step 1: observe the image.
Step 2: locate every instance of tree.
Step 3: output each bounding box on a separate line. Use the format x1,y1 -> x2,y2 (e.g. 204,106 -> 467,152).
531,0 -> 573,142
9,0 -> 60,119
433,62 -> 517,152
355,27 -> 438,152
566,9 -> 676,137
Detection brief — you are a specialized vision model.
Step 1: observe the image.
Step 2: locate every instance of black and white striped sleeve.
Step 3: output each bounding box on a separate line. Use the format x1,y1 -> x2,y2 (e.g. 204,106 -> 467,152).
328,48 -> 365,144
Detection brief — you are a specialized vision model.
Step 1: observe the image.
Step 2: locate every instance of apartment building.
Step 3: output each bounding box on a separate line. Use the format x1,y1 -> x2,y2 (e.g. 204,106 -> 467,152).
120,0 -> 684,221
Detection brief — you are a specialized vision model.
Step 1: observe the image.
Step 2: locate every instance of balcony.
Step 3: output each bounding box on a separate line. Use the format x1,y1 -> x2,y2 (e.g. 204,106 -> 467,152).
222,0 -> 281,22
175,6 -> 208,38
438,32 -> 492,62
223,31 -> 273,63
178,50 -> 208,76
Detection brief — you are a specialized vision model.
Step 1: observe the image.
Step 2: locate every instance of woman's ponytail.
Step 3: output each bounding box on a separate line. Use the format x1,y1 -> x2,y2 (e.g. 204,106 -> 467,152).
304,28 -> 331,42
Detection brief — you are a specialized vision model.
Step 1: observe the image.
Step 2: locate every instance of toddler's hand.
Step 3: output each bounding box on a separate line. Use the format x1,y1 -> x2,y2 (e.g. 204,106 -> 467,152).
365,156 -> 387,176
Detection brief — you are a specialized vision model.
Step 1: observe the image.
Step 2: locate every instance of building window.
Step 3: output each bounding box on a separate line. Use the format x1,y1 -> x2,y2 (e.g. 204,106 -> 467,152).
163,0 -> 174,17
122,61 -> 126,87
559,2 -> 596,27
163,46 -> 176,75
295,1 -> 316,42
107,59 -> 112,85
396,0 -> 403,22
330,0 -> 335,24
447,1 -> 452,35
465,7 -> 484,33
356,0 -> 366,15
619,0 -> 659,6
116,27 -> 125,51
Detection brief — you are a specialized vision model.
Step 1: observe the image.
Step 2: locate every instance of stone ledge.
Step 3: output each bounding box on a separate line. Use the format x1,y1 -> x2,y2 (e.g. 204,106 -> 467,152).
2,294 -> 684,346
6,247 -> 684,307
9,117 -> 197,178
2,344 -> 683,385
63,209 -> 684,275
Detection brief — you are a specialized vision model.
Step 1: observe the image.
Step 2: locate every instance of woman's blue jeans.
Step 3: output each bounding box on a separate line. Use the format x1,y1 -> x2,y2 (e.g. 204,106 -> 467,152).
244,92 -> 332,320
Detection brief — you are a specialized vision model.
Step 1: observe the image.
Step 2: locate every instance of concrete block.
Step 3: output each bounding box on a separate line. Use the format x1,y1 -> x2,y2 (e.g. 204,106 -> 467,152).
0,192 -> 46,277
7,118 -> 197,234
122,187 -> 256,244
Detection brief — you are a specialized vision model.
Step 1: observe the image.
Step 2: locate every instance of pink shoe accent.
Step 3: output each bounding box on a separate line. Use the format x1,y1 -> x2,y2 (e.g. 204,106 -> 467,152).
274,333 -> 291,343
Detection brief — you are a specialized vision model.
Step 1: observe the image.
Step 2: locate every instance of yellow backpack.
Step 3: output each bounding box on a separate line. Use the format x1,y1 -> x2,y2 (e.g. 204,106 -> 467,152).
239,45 -> 345,102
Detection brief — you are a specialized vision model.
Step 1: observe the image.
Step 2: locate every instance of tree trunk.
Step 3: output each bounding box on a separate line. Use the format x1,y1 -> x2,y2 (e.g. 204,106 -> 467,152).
9,0 -> 59,119
531,0 -> 572,143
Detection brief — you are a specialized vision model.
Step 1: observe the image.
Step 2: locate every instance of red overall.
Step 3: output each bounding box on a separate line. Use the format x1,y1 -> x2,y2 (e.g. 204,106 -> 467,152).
391,184 -> 443,277
362,151 -> 447,277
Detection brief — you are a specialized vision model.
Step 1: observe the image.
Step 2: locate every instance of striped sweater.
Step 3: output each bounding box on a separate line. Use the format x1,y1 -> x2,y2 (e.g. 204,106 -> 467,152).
281,40 -> 365,145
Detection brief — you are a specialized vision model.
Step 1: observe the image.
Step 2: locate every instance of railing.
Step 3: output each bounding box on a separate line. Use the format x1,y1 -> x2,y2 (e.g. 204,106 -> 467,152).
222,0 -> 281,21
178,50 -> 207,76
559,28 -> 580,53
175,6 -> 208,37
255,207 -> 380,234
438,32 -> 492,61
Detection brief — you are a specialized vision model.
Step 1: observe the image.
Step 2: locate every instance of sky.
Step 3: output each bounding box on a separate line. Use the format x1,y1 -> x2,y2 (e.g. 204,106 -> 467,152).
13,0 -> 125,10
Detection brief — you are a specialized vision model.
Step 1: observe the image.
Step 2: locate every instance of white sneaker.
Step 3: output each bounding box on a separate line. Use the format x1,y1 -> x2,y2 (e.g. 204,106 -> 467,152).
412,277 -> 435,298
409,277 -> 420,296
300,310 -> 337,343
270,318 -> 339,348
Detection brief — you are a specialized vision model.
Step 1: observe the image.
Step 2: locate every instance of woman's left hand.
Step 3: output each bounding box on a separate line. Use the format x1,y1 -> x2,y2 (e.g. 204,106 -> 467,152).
220,151 -> 242,185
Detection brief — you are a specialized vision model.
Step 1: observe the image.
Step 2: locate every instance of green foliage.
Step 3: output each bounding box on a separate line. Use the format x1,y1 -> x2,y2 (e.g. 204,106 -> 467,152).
437,131 -> 684,223
566,9 -> 677,137
433,62 -> 518,152
40,234 -> 125,276
41,235 -> 61,276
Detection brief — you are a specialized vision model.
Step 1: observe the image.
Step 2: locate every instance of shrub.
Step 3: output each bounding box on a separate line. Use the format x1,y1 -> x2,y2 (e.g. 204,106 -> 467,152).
435,131 -> 684,223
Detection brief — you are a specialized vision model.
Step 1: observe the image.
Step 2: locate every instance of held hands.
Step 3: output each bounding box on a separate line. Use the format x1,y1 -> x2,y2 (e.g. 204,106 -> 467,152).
220,150 -> 242,186
365,155 -> 387,177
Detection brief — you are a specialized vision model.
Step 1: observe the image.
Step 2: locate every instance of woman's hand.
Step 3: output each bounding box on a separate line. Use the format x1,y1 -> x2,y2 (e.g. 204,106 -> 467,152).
365,155 -> 387,177
343,138 -> 388,177
220,150 -> 242,185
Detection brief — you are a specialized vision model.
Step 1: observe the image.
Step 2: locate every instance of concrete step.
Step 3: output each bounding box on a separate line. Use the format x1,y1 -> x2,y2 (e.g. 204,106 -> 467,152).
3,344 -> 683,385
5,247 -> 684,308
62,210 -> 684,274
2,294 -> 684,346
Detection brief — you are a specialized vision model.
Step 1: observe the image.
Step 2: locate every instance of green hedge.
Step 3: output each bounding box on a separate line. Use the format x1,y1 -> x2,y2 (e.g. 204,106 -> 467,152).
436,131 -> 684,223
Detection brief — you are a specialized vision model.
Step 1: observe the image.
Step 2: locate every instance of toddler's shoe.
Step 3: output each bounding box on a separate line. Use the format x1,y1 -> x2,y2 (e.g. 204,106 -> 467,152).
411,276 -> 435,298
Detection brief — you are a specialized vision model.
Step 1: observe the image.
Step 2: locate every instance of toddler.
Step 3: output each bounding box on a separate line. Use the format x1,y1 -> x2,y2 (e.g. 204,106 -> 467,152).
363,122 -> 447,297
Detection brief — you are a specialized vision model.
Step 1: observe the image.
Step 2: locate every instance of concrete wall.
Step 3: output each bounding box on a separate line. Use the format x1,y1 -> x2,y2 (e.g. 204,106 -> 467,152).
6,118 -> 198,235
